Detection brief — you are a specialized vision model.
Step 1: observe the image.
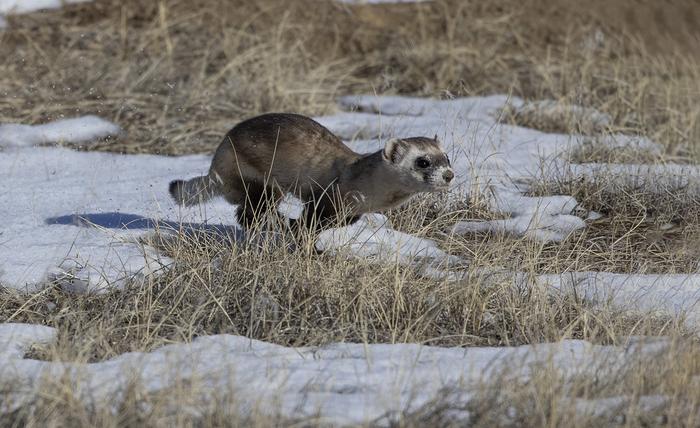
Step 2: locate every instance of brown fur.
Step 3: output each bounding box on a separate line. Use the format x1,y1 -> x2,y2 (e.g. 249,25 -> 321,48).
170,113 -> 453,229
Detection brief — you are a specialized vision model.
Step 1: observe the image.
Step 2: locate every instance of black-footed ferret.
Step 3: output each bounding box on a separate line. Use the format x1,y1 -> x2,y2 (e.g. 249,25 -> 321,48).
170,113 -> 453,229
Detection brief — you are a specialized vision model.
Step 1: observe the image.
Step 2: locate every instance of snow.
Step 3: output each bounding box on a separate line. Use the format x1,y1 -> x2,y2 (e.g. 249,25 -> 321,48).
0,323 -> 675,423
447,268 -> 700,332
572,395 -> 669,422
0,115 -> 120,148
324,95 -> 661,243
0,0 -> 92,31
508,99 -> 613,132
0,0 -> 91,15
568,163 -> 700,194
0,323 -> 56,360
0,143 -> 235,291
448,192 -> 586,242
538,272 -> 700,328
316,213 -> 465,273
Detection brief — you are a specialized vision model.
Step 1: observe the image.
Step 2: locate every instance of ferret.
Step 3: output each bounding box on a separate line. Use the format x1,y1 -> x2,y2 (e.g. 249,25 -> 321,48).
169,113 -> 453,229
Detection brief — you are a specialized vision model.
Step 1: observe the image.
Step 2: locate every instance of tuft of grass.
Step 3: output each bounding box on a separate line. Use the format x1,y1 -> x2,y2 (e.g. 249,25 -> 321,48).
402,339 -> 700,427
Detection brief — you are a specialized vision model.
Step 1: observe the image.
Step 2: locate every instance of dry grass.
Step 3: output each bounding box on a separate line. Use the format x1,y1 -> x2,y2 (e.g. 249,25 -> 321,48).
1,0 -> 699,155
405,340 -> 700,427
2,378 -> 296,428
2,0 -> 700,425
524,163 -> 700,273
0,189 -> 691,368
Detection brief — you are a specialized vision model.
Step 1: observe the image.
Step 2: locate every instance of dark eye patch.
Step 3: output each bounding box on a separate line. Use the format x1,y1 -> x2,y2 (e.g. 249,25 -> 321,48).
415,157 -> 431,168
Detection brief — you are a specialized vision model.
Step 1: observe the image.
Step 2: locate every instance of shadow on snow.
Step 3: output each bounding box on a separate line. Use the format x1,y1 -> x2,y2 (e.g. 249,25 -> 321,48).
45,212 -> 245,242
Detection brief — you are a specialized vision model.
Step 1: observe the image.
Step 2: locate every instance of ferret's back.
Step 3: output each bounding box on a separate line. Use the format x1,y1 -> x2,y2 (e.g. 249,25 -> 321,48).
211,113 -> 359,192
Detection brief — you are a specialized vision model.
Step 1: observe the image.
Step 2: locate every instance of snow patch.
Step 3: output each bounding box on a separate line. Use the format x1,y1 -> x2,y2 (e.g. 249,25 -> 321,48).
0,144 -> 227,291
592,134 -> 662,155
450,191 -> 586,242
0,323 -> 56,359
0,0 -> 91,15
316,213 -> 464,272
457,269 -> 700,331
538,272 -> 700,329
568,163 -> 700,194
505,99 -> 613,132
0,115 -> 120,148
0,323 -> 672,423
337,93 -> 521,123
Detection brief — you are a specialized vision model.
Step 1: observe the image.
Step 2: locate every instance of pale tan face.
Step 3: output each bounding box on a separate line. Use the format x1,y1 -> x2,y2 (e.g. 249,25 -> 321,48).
383,137 -> 454,191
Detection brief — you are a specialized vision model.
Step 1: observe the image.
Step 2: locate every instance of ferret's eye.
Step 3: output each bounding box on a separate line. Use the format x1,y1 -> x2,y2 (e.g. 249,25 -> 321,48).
415,158 -> 430,168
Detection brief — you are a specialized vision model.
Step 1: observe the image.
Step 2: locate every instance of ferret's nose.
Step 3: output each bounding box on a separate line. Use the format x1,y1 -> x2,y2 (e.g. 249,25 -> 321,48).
443,169 -> 454,183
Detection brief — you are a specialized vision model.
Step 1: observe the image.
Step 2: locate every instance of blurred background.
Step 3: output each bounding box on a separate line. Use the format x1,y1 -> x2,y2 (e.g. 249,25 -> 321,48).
1,0 -> 698,156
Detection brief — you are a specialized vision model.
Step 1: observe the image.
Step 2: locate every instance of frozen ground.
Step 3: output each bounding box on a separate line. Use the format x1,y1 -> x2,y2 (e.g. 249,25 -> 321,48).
0,322 -> 677,424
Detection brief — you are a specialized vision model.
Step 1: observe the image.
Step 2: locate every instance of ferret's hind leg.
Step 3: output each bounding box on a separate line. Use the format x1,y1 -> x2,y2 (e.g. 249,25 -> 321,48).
232,182 -> 281,229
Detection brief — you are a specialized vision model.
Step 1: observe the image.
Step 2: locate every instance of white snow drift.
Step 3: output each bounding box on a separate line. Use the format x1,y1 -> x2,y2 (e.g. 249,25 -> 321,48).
539,272 -> 700,328
0,323 -> 677,424
0,115 -> 120,148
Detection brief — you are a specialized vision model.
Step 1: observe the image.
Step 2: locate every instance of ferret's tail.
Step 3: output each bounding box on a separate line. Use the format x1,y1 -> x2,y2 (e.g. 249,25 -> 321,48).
169,174 -> 220,206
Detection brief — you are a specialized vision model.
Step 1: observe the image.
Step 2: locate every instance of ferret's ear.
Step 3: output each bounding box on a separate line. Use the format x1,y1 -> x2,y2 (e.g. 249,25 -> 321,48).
382,138 -> 406,163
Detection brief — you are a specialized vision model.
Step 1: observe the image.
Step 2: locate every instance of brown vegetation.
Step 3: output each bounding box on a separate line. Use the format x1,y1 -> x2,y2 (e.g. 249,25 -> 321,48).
1,0 -> 700,426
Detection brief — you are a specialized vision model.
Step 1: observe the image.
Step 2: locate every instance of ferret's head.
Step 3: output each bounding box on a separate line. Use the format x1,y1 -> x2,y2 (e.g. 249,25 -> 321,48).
382,136 -> 454,191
